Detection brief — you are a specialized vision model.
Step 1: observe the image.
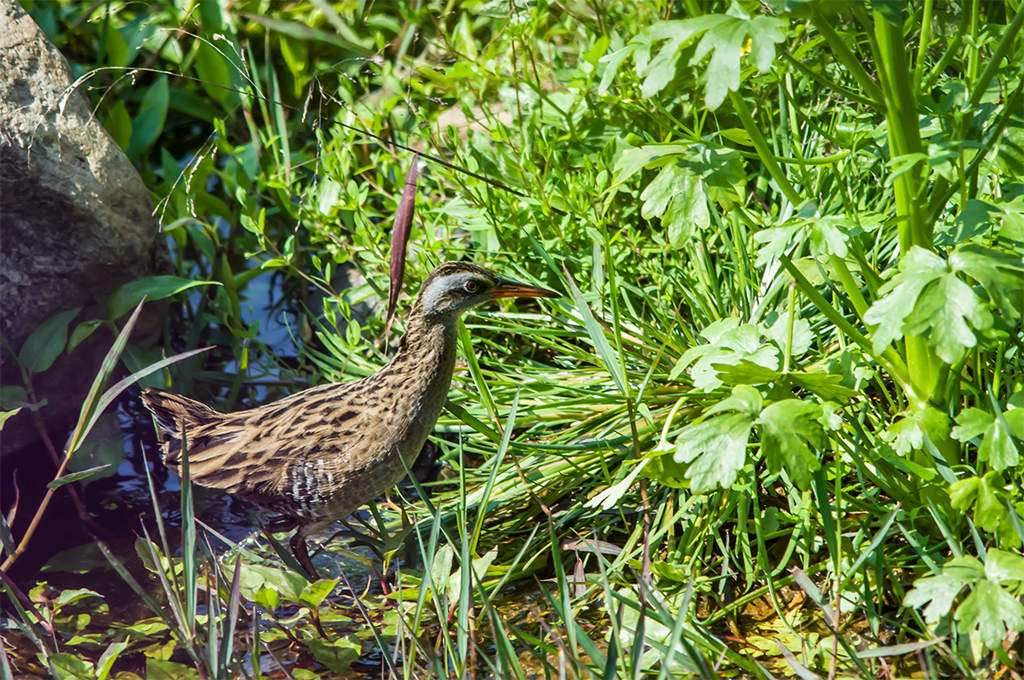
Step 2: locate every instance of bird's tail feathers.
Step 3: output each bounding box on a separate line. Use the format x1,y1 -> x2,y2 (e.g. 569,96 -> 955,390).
140,388 -> 222,465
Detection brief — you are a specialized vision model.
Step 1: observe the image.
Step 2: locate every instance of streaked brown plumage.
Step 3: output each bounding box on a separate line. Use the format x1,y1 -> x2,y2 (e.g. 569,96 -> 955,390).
141,262 -> 558,579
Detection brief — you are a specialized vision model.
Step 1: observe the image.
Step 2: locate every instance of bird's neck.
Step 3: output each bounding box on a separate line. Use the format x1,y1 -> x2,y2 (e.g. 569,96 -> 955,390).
375,309 -> 460,417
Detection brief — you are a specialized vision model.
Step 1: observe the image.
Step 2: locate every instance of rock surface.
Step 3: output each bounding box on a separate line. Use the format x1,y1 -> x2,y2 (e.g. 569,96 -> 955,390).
0,0 -> 169,457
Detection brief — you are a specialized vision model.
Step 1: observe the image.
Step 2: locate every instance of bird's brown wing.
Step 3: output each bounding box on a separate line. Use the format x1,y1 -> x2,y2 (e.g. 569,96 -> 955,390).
141,384 -> 379,507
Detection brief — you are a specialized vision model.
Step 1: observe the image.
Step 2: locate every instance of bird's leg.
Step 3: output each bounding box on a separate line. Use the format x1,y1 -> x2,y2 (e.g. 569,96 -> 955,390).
290,527 -> 321,581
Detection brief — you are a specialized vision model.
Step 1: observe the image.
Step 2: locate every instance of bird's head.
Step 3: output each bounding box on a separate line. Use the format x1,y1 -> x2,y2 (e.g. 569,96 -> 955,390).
415,261 -> 559,319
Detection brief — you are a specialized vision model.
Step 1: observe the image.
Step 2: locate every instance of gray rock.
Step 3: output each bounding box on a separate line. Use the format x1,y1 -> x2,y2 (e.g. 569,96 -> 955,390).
0,0 -> 169,457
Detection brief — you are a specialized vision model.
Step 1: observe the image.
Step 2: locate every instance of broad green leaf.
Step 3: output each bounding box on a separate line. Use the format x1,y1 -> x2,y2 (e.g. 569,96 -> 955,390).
950,473 -> 1020,547
1006,408 -> 1024,444
712,359 -> 779,386
18,306 -> 81,374
754,223 -> 801,266
789,372 -> 858,401
951,243 -> 1024,321
672,320 -> 779,389
68,319 -> 102,353
299,578 -> 340,608
194,42 -> 234,106
690,14 -> 788,109
307,637 -> 361,673
626,17 -> 727,98
902,269 -> 990,364
50,653 -> 94,680
448,548 -> 498,608
766,313 -> 813,357
104,100 -> 132,149
942,555 -> 987,583
253,586 -> 279,610
757,215 -> 876,266
952,407 -> 994,441
981,419 -> 1021,470
107,275 -> 219,320
167,87 -> 219,123
955,579 -> 1024,650
127,75 -> 169,158
597,45 -> 635,94
0,408 -> 20,429
865,246 -> 990,363
674,412 -> 755,492
904,572 -> 970,623
643,453 -> 689,488
113,617 -> 168,637
707,384 -> 763,416
238,563 -> 307,602
662,169 -> 710,245
883,406 -> 949,455
985,548 -> 1024,586
865,247 -> 946,350
952,407 -> 1023,470
0,386 -> 27,406
96,640 -> 129,680
146,657 -> 199,680
640,163 -> 682,220
54,587 -> 104,608
675,386 -> 761,492
429,543 -> 455,598
610,143 -> 692,190
42,542 -> 109,574
103,24 -> 130,67
757,399 -> 824,489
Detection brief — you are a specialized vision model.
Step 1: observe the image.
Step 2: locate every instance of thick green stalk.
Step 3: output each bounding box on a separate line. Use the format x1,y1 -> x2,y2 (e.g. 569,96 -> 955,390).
873,13 -> 928,251
873,9 -> 941,405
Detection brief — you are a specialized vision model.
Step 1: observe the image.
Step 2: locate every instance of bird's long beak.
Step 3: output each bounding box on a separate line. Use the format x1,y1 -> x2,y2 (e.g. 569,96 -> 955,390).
489,277 -> 561,299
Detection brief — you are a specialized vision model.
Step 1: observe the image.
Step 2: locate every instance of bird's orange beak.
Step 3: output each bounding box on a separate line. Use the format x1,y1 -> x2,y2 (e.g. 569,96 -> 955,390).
489,278 -> 561,299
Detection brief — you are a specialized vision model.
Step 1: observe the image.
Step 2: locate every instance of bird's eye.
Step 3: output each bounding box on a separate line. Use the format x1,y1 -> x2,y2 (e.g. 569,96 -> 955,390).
464,280 -> 481,293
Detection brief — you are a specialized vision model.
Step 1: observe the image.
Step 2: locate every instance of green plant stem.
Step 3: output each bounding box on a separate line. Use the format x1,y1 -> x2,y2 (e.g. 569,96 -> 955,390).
728,92 -> 801,206
929,78 -> 1024,226
780,256 -> 910,387
809,9 -> 886,106
921,9 -> 970,92
873,11 -> 928,251
872,9 -> 944,405
782,52 -> 873,108
783,280 -> 795,374
828,254 -> 869,322
912,0 -> 934,92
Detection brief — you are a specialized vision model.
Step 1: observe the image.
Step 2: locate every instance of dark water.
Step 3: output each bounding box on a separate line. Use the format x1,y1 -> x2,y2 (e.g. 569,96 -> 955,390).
4,269 -> 302,585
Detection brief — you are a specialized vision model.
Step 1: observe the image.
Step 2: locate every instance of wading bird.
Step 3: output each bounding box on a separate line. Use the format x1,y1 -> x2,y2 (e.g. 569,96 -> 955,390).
142,262 -> 559,579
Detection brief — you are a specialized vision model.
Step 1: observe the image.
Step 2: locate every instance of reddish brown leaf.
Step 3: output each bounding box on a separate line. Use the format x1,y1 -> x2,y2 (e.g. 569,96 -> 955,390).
386,153 -> 420,325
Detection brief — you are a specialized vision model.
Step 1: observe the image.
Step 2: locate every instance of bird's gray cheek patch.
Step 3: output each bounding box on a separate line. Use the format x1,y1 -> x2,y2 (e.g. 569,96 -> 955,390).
420,278 -> 446,311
